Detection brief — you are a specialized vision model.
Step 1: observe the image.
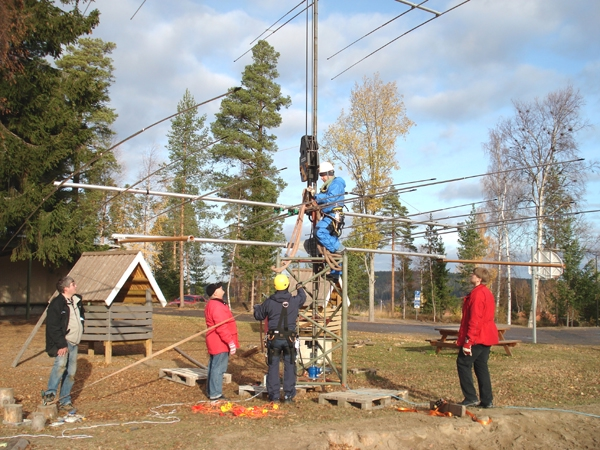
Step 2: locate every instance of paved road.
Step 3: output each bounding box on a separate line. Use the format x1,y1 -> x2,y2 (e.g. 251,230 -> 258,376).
348,320 -> 600,346
155,308 -> 600,346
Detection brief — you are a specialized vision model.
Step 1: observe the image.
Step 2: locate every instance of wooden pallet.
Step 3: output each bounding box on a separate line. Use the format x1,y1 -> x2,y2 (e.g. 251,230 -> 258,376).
159,368 -> 231,387
318,389 -> 407,410
238,384 -> 315,399
238,385 -> 268,399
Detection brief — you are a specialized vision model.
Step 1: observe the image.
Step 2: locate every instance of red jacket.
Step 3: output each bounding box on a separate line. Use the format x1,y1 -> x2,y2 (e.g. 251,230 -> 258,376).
204,298 -> 239,356
457,284 -> 499,347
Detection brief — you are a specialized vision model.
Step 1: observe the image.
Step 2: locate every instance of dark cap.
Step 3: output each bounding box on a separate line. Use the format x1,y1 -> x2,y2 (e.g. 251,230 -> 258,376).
205,282 -> 223,298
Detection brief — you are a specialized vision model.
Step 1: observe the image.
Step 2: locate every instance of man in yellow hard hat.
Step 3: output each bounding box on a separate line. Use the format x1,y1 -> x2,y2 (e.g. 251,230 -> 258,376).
254,274 -> 306,403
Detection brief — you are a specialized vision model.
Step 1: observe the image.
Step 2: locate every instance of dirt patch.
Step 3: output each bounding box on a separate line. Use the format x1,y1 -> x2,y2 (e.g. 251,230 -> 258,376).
1,314 -> 599,449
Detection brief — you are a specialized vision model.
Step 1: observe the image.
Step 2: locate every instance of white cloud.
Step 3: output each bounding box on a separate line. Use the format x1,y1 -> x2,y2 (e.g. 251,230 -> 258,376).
80,0 -> 600,269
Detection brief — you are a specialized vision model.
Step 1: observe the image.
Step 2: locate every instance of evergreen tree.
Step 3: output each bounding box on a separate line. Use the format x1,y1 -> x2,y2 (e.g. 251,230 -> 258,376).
456,205 -> 488,294
550,217 -> 598,324
420,216 -> 454,320
155,90 -> 212,303
342,234 -> 370,308
380,191 -> 416,317
210,40 -> 291,306
0,2 -> 120,265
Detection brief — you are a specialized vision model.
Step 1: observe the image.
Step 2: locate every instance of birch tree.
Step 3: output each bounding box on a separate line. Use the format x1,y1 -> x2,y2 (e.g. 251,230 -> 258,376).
322,73 -> 414,322
487,86 -> 590,327
483,129 -> 527,323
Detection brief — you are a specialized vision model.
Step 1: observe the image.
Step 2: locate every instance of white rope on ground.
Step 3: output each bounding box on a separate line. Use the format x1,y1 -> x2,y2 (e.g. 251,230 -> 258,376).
0,402 -> 186,442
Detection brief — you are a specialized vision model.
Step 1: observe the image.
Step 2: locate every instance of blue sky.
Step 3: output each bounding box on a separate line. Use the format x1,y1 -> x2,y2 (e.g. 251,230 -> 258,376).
88,0 -> 600,275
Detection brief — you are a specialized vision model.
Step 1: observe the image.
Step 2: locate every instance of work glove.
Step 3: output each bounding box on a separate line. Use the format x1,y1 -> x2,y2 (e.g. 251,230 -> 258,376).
304,186 -> 315,197
462,343 -> 472,356
229,342 -> 237,355
296,283 -> 304,290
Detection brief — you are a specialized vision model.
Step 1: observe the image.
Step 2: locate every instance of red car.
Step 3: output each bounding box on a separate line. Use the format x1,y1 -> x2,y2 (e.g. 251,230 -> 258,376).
168,295 -> 206,306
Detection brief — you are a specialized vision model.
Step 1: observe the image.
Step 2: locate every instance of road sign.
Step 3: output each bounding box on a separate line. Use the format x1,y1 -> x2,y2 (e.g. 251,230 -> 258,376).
414,290 -> 421,309
528,250 -> 564,280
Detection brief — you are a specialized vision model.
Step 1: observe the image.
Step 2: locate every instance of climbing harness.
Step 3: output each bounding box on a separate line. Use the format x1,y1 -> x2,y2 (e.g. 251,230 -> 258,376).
266,301 -> 298,370
324,206 -> 345,237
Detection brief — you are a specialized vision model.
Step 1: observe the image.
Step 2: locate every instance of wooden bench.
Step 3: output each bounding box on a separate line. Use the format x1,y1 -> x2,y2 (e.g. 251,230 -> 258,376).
81,302 -> 153,364
427,339 -> 522,356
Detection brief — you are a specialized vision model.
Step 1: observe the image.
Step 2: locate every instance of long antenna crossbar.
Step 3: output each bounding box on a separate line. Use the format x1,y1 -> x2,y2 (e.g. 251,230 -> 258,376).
331,0 -> 471,80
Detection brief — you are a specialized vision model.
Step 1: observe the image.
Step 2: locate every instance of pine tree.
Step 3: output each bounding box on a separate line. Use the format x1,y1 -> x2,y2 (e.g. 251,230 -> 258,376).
157,90 -> 212,304
456,205 -> 488,294
210,40 -> 291,307
421,216 -> 454,321
380,191 -> 416,318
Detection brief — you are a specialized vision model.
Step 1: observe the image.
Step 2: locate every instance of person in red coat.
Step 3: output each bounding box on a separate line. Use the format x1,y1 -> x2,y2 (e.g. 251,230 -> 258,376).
456,267 -> 498,408
204,282 -> 238,401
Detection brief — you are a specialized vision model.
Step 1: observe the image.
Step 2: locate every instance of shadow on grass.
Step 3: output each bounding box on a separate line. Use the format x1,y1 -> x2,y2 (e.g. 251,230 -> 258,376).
18,349 -> 46,365
403,345 -> 441,353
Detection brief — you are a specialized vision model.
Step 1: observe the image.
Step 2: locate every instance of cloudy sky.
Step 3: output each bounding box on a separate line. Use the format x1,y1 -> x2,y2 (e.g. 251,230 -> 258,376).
86,0 -> 600,275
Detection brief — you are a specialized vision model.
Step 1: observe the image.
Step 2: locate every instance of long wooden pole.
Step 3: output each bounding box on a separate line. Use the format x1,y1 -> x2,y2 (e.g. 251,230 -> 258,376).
443,259 -> 564,268
58,313 -> 242,403
11,305 -> 49,368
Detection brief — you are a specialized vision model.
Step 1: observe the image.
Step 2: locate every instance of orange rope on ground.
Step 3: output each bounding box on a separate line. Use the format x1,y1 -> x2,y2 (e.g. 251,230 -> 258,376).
396,407 -> 418,413
396,401 -> 492,426
192,401 -> 285,418
466,409 -> 493,425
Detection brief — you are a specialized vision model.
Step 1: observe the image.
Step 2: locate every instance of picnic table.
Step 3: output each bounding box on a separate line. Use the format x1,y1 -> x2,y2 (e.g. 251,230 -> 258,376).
428,325 -> 521,356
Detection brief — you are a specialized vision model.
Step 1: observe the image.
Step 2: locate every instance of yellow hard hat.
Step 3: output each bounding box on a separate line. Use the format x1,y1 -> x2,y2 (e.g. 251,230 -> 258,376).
274,274 -> 290,291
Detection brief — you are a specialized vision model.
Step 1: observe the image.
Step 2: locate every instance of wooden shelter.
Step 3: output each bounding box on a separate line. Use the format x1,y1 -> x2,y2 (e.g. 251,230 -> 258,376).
69,250 -> 166,363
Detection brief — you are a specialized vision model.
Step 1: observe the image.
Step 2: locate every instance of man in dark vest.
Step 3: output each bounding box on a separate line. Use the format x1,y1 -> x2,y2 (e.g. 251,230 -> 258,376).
42,276 -> 85,413
254,274 -> 306,403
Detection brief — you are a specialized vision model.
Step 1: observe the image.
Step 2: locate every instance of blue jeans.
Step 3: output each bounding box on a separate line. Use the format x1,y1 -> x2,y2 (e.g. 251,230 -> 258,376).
207,352 -> 229,400
46,342 -> 78,405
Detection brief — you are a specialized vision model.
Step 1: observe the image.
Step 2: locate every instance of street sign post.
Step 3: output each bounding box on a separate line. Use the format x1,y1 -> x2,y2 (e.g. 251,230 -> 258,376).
414,290 -> 421,320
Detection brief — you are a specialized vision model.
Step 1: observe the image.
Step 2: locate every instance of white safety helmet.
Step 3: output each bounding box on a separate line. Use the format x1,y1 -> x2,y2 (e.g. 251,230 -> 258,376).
319,161 -> 334,175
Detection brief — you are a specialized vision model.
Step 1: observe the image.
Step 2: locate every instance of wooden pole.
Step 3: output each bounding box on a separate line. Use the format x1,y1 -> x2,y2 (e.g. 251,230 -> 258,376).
12,304 -> 50,368
174,347 -> 207,369
119,235 -> 194,243
442,259 -> 564,268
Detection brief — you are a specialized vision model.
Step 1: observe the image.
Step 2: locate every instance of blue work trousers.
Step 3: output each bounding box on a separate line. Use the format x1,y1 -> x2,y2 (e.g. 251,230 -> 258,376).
46,342 -> 78,406
207,351 -> 229,400
267,339 -> 296,401
316,217 -> 341,253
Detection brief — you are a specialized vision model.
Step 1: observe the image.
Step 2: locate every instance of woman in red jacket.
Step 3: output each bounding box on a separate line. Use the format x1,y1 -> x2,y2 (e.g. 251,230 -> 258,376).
204,282 -> 239,402
456,267 -> 498,408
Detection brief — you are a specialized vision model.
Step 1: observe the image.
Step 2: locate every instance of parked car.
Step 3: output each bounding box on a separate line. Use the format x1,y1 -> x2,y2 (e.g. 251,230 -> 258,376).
168,295 -> 206,306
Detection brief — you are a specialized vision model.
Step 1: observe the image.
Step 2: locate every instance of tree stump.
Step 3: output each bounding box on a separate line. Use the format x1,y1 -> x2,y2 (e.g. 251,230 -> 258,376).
3,404 -> 23,424
31,412 -> 46,431
36,404 -> 58,421
0,388 -> 14,407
